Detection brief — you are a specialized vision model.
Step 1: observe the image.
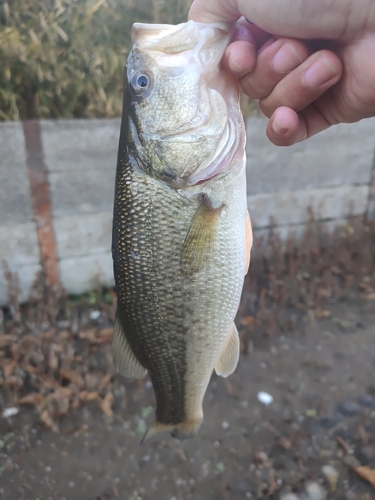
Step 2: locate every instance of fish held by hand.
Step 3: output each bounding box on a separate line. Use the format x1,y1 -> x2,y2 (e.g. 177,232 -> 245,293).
112,20 -> 252,441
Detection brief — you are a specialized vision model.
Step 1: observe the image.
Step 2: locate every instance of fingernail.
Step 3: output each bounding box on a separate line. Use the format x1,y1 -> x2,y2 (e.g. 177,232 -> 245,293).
304,58 -> 337,87
272,119 -> 288,136
273,43 -> 303,73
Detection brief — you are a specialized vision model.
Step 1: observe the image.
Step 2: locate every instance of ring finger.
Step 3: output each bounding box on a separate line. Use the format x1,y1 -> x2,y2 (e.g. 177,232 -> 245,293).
259,49 -> 342,118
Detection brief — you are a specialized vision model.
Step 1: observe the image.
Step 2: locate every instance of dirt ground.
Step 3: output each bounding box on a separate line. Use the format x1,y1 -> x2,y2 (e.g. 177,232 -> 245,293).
2,221 -> 375,500
1,298 -> 375,500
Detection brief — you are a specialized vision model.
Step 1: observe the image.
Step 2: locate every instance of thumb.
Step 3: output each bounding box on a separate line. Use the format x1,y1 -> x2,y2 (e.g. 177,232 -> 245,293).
189,0 -> 358,41
188,0 -> 241,23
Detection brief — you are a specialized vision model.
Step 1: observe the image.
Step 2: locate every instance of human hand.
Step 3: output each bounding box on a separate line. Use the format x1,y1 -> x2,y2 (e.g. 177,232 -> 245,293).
189,0 -> 375,146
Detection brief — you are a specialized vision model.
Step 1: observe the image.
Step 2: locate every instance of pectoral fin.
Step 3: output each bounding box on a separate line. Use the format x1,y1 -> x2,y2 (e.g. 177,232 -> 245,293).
214,323 -> 240,377
245,210 -> 253,275
181,197 -> 223,274
112,318 -> 147,378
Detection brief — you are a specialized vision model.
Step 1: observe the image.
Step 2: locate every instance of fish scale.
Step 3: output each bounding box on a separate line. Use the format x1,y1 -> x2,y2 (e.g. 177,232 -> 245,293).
114,158 -> 194,422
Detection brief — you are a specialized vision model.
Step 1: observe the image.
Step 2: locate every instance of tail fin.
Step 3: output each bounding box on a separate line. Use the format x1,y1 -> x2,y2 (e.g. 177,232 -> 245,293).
141,416 -> 203,443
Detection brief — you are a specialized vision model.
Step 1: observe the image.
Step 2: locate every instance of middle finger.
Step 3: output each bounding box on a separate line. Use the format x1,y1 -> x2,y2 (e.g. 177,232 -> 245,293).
241,37 -> 311,99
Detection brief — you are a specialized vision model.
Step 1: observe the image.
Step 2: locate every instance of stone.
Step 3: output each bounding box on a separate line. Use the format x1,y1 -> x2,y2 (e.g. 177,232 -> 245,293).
335,401 -> 361,417
358,394 -> 375,409
280,494 -> 300,500
305,482 -> 326,500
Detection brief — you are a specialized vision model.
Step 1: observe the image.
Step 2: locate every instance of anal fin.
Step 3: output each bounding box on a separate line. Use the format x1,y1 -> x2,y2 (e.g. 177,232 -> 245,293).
214,323 -> 240,377
112,317 -> 147,379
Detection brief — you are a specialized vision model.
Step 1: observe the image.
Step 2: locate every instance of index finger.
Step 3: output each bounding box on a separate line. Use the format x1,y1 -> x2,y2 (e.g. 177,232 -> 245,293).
188,0 -> 241,23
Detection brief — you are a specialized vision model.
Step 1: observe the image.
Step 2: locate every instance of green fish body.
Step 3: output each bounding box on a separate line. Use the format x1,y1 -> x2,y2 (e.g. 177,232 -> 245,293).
112,21 -> 252,439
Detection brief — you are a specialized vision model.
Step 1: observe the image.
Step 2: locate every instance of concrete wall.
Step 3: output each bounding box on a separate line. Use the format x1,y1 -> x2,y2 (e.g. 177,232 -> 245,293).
1,117 -> 375,304
0,122 -> 42,305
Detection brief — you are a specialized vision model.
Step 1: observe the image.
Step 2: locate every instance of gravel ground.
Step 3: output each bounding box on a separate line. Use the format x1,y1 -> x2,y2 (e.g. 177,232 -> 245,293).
1,300 -> 375,500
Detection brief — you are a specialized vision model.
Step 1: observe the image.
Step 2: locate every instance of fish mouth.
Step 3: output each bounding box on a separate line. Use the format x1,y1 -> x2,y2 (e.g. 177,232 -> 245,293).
132,20 -> 233,57
131,21 -> 245,187
140,132 -> 206,144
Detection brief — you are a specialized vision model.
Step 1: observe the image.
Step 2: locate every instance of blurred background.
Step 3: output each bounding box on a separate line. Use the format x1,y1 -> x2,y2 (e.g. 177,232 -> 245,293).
1,0 -> 190,120
1,1 -> 375,499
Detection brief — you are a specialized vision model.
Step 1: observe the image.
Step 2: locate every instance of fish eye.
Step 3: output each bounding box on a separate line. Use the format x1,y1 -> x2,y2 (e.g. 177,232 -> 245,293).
137,75 -> 148,87
131,71 -> 151,94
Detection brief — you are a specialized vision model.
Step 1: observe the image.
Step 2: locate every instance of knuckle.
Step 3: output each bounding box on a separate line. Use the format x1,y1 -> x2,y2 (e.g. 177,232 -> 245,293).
241,75 -> 271,100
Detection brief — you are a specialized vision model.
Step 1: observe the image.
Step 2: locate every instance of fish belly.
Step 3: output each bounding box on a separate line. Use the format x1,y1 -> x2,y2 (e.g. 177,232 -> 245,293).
181,166 -> 247,436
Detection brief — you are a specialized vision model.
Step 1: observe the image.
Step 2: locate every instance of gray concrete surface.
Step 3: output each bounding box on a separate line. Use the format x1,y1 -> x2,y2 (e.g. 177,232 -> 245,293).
54,213 -> 114,294
41,119 -> 119,218
0,123 -> 42,303
246,117 -> 375,194
1,117 -> 374,303
247,185 -> 369,228
0,122 -> 34,225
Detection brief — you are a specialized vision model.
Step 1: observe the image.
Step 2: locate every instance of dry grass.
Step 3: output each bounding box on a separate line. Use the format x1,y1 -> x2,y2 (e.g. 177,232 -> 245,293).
239,217 -> 375,352
0,0 -> 192,120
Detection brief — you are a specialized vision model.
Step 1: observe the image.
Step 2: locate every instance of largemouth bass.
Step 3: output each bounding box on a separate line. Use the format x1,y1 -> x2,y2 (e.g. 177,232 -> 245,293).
112,20 -> 252,440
